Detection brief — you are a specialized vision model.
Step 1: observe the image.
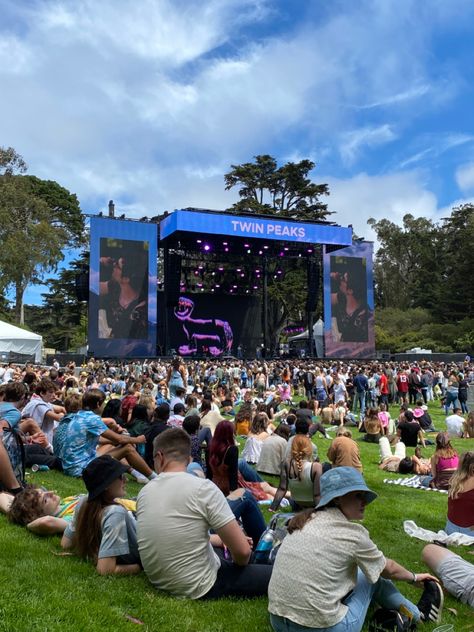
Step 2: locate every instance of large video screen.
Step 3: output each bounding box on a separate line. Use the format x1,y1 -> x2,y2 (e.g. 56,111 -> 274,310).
323,242 -> 375,358
158,293 -> 262,357
89,218 -> 157,357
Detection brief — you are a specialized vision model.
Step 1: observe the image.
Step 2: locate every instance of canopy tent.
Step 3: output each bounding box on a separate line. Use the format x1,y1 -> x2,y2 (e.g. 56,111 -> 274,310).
288,319 -> 324,358
0,320 -> 42,363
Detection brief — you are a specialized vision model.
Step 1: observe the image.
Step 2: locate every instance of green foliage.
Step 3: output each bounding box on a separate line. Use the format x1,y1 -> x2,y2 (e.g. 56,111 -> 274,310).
0,146 -> 85,324
224,154 -> 331,221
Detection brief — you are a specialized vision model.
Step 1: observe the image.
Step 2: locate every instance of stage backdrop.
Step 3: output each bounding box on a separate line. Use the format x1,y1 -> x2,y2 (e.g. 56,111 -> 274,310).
89,218 -> 157,357
158,293 -> 262,357
323,242 -> 375,359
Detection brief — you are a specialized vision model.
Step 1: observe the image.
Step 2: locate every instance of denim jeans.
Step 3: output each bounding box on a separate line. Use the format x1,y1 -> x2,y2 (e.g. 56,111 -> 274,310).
238,458 -> 263,482
459,399 -> 469,414
227,489 -> 266,546
445,518 -> 474,537
352,391 -> 366,418
444,392 -> 459,415
270,570 -> 420,632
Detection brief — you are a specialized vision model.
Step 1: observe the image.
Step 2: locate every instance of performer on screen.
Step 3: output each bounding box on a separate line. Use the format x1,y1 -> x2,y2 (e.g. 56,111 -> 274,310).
99,252 -> 148,340
330,259 -> 369,343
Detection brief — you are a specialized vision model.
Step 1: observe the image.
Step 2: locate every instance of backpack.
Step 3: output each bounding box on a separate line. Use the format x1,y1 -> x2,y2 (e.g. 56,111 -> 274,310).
254,512 -> 294,564
1,423 -> 26,486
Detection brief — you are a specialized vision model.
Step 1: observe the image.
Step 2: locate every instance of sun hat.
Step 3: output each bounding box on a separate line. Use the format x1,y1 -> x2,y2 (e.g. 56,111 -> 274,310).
413,408 -> 424,418
82,455 -> 129,501
316,466 -> 377,509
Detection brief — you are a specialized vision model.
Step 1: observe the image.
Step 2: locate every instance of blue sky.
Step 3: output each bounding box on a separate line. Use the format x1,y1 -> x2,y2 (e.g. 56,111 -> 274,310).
2,0 -> 474,305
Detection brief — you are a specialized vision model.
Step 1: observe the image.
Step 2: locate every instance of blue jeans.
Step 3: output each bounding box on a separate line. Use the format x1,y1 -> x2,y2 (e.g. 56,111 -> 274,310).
238,459 -> 263,482
227,490 -> 266,546
445,518 -> 474,536
270,570 -> 420,632
444,392 -> 458,415
352,391 -> 366,418
459,399 -> 469,414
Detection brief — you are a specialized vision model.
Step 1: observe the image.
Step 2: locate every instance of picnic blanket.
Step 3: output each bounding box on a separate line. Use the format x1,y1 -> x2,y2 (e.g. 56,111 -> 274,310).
383,475 -> 448,493
403,520 -> 474,546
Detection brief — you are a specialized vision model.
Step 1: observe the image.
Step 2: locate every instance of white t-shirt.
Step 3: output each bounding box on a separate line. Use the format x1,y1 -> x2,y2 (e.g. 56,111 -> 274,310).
446,414 -> 465,437
137,472 -> 235,599
268,507 -> 386,628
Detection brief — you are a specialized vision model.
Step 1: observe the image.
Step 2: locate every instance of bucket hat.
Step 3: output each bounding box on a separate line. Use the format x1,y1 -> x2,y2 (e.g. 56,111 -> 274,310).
316,466 -> 377,509
82,455 -> 129,501
413,408 -> 424,418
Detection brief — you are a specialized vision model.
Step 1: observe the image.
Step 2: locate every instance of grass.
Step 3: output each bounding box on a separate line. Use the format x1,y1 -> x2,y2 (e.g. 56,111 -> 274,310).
0,401 -> 473,631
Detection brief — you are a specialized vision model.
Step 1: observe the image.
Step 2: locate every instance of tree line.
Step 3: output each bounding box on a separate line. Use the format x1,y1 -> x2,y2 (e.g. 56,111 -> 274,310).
0,148 -> 472,354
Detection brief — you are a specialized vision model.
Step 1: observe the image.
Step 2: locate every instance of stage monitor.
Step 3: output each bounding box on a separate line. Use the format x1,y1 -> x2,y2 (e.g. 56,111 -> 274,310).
323,242 -> 375,358
89,218 -> 157,357
158,293 -> 262,357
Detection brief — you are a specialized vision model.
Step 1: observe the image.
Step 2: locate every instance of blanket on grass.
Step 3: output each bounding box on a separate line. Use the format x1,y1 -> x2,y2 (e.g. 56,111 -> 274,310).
403,520 -> 474,546
383,475 -> 448,493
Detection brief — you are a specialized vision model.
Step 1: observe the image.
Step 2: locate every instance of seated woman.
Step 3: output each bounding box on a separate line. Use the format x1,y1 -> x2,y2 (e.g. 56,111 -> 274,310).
270,435 -> 322,512
362,407 -> 384,443
377,403 -> 394,436
268,467 -> 444,632
424,432 -> 459,490
241,413 -> 272,464
446,450 -> 474,536
208,420 -> 280,503
61,455 -> 140,575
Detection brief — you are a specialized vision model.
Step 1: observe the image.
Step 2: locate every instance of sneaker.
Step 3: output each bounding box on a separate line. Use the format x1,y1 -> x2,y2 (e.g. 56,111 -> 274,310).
416,580 -> 444,623
368,608 -> 416,631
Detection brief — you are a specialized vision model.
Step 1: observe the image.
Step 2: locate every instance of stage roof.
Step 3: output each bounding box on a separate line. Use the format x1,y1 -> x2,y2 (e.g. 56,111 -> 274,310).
160,209 -> 352,252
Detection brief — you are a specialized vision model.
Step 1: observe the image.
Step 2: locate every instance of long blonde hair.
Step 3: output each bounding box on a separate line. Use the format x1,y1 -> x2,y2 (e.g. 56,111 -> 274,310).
448,451 -> 474,499
290,435 -> 313,480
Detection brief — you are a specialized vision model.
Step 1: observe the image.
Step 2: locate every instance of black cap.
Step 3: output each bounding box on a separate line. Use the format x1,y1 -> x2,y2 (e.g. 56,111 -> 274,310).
82,455 -> 129,501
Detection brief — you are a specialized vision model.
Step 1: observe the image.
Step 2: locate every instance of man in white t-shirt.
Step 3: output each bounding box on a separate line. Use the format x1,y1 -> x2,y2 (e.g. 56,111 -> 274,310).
445,408 -> 465,437
137,428 -> 272,600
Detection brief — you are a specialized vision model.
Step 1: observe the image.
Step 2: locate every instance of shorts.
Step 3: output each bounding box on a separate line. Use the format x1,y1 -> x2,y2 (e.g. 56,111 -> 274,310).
437,553 -> 474,608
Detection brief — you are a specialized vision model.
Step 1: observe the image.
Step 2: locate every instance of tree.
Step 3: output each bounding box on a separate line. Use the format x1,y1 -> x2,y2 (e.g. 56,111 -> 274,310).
0,147 -> 85,324
224,154 -> 331,221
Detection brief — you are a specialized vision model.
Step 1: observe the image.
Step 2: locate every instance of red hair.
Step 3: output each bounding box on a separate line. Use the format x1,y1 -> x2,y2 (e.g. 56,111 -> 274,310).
209,420 -> 235,470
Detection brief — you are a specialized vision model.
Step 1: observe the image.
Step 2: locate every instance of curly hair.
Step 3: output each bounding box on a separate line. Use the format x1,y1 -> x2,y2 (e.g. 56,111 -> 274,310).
8,486 -> 44,526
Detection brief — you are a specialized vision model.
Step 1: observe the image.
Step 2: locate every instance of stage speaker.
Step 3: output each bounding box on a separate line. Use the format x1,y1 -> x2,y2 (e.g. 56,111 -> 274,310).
306,259 -> 319,312
75,270 -> 89,302
166,253 -> 182,305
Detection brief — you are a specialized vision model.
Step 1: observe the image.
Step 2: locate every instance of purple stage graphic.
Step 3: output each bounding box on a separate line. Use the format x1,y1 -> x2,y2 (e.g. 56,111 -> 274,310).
174,296 -> 233,356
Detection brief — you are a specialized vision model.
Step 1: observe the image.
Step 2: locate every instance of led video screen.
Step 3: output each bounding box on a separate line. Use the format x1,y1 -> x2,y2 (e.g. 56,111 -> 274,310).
323,242 -> 375,358
89,218 -> 157,357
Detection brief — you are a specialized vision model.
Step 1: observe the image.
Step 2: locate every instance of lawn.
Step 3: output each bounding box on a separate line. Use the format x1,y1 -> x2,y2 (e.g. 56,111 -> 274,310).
0,402 -> 473,632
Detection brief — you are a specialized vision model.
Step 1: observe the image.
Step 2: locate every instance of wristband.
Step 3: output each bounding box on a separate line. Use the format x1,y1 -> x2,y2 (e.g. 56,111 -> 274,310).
410,572 -> 417,583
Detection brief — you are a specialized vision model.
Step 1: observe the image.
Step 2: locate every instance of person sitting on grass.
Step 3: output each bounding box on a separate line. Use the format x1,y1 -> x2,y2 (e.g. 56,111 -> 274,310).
420,432 -> 459,490
241,412 -> 273,464
445,450 -> 474,536
326,427 -> 362,473
378,403 -> 394,436
397,409 -> 426,448
21,378 -> 66,449
137,428 -> 273,599
257,424 -> 291,476
362,407 -> 384,443
60,388 -> 154,484
268,467 -> 444,632
270,435 -> 322,512
61,455 -> 141,575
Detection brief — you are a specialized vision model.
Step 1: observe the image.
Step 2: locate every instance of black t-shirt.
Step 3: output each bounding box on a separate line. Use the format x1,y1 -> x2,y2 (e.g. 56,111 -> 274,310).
398,421 -> 421,447
144,421 -> 169,467
417,413 -> 433,430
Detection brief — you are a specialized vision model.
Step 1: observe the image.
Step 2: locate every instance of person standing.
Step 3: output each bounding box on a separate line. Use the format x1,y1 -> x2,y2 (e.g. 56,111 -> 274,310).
352,368 -> 368,420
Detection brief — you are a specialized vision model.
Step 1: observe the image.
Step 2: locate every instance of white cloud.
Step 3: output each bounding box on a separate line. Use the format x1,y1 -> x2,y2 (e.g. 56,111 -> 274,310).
339,125 -> 397,165
357,84 -> 431,109
455,162 -> 474,193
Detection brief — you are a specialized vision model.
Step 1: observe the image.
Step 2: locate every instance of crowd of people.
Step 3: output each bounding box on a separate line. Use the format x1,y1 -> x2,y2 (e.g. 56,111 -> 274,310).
0,355 -> 473,631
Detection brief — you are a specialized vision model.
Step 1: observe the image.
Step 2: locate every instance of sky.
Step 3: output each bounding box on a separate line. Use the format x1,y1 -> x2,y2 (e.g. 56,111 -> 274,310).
2,0 -> 474,305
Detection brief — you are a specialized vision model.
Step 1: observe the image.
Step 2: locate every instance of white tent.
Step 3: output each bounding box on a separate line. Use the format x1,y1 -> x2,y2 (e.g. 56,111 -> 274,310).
288,319 -> 324,358
0,320 -> 42,362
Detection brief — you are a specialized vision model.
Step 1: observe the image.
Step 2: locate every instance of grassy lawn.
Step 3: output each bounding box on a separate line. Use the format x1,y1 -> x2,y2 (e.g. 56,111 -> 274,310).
1,401 -> 473,631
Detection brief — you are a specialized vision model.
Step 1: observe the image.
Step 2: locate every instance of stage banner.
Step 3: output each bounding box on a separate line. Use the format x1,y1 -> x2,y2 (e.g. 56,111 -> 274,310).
323,241 -> 375,358
88,218 -> 157,357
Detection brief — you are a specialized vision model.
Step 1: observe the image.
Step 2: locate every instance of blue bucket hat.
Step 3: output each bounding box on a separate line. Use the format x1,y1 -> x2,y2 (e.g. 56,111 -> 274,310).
316,467 -> 377,509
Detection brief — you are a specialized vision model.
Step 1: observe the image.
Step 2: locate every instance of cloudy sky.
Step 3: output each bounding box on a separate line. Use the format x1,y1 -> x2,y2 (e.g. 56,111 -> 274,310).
2,0 -> 474,304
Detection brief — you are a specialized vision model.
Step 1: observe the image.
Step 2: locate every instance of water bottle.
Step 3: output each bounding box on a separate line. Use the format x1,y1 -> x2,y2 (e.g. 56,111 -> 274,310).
254,528 -> 275,564
31,464 -> 50,472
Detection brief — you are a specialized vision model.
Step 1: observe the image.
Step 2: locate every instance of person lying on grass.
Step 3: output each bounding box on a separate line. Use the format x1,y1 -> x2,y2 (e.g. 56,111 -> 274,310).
61,455 -> 141,575
378,436 -> 432,475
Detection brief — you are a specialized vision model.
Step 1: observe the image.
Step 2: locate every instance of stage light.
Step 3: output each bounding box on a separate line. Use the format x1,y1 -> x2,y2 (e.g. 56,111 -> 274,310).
204,244 -> 211,251
253,285 -> 258,289
258,250 -> 263,255
279,252 -> 284,257
307,248 -> 313,253
232,285 -> 237,288
197,239 -> 202,243
197,283 -> 203,287
284,247 -> 289,251
263,245 -> 269,249
223,242 -> 228,246
224,247 -> 229,252
247,249 -> 251,254
240,273 -> 245,277
237,268 -> 241,272
218,266 -> 224,271
244,244 -> 250,248
277,270 -> 283,275
215,284 -> 221,288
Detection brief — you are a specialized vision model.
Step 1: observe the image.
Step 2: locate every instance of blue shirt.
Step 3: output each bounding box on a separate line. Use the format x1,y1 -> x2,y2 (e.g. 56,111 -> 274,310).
61,410 -> 108,477
353,374 -> 368,393
0,402 -> 21,427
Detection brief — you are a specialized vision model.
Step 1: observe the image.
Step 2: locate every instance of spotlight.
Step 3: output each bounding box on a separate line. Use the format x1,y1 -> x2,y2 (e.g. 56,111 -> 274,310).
223,242 -> 228,246
224,247 -> 229,252
244,243 -> 250,248
203,244 -> 211,251
197,239 -> 202,243
263,245 -> 269,249
247,249 -> 251,254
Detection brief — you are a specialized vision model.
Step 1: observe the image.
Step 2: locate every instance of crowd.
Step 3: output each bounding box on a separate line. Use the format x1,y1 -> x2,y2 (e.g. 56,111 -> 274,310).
0,356 -> 473,631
